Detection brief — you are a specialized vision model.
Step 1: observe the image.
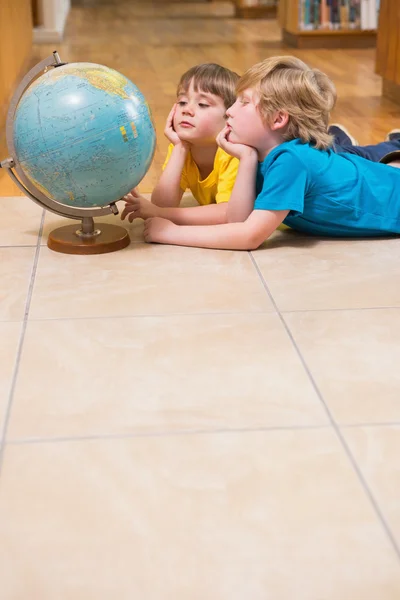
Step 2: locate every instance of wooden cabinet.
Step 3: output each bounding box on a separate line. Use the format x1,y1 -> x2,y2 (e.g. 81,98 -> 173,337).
0,0 -> 33,195
0,0 -> 33,132
376,0 -> 400,102
278,0 -> 377,48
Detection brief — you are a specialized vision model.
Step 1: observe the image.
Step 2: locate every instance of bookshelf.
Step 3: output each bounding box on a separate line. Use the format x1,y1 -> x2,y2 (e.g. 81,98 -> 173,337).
279,0 -> 378,49
234,0 -> 278,19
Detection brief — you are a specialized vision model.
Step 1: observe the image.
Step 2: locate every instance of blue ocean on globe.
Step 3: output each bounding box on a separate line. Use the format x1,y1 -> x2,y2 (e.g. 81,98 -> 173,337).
13,62 -> 156,208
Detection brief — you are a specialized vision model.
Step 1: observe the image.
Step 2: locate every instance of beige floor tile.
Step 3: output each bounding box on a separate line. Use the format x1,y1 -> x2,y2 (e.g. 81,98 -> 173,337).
0,430 -> 400,599
285,309 -> 400,424
0,247 -> 35,321
0,196 -> 43,246
8,313 -> 327,439
29,242 -> 272,320
344,425 -> 400,546
0,322 -> 22,427
253,235 -> 400,311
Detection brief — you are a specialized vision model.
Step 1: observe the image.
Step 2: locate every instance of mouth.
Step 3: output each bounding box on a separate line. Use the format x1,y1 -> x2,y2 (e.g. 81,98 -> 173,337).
179,121 -> 194,128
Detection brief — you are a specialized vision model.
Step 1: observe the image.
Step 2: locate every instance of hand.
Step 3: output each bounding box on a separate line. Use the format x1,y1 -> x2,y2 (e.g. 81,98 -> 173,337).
164,104 -> 181,145
120,188 -> 159,222
216,126 -> 257,161
143,217 -> 177,244
164,104 -> 190,149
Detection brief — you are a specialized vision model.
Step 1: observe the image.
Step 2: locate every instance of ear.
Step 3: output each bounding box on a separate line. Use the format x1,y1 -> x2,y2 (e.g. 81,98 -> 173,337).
270,110 -> 289,131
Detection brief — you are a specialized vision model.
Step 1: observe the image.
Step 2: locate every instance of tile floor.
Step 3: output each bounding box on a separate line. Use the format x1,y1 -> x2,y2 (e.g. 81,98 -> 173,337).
1,0 -> 400,596
0,192 -> 400,598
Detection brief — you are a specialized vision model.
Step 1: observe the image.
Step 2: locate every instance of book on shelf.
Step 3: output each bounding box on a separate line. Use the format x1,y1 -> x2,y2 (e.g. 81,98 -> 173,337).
298,0 -> 380,31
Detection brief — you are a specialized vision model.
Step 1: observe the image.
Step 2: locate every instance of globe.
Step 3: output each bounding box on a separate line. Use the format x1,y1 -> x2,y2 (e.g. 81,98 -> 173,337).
12,62 -> 156,208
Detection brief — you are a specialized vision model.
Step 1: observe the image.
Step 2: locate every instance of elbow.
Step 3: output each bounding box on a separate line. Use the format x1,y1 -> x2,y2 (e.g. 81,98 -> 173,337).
245,239 -> 262,251
243,230 -> 268,251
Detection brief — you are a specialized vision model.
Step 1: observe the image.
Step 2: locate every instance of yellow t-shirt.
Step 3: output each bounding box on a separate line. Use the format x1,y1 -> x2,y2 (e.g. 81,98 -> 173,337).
162,144 -> 239,205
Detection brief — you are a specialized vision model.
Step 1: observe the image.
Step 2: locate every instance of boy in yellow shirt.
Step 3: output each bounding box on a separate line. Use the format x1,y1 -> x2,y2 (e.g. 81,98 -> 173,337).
122,63 -> 255,226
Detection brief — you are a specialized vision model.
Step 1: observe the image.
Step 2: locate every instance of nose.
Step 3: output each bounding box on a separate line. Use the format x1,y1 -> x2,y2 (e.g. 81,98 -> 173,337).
226,102 -> 235,118
182,102 -> 195,116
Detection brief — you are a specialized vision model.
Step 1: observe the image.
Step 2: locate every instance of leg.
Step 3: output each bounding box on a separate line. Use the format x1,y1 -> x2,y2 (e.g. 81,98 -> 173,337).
385,129 -> 400,142
328,124 -> 359,146
335,140 -> 400,162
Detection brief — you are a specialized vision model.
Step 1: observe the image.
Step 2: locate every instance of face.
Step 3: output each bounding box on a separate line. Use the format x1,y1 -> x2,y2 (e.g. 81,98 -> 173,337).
226,88 -> 270,153
174,80 -> 227,144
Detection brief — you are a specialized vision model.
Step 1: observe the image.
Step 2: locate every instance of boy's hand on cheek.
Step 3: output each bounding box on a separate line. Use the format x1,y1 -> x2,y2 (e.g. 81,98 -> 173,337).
143,217 -> 177,244
165,104 -> 190,149
217,126 -> 257,161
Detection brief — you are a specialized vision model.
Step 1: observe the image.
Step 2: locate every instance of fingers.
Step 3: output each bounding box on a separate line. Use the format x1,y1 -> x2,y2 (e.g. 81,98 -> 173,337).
130,187 -> 140,197
124,187 -> 141,203
121,204 -> 135,221
166,104 -> 177,125
121,200 -> 142,221
216,125 -> 230,148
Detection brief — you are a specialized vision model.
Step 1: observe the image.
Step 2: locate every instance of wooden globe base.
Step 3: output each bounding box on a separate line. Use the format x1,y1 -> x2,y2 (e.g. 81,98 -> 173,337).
47,223 -> 130,255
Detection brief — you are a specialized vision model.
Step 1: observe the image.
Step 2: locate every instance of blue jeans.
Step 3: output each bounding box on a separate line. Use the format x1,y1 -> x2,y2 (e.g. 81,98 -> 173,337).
335,141 -> 400,162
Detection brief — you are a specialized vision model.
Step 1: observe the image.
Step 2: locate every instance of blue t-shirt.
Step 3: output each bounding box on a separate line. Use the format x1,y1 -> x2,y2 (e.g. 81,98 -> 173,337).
254,139 -> 400,236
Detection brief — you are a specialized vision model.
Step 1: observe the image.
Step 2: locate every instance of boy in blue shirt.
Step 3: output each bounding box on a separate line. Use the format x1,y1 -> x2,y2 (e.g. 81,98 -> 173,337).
138,55 -> 400,250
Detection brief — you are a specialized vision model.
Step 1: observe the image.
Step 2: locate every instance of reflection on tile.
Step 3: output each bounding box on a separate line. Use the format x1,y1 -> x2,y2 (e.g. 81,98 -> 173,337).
29,244 -> 272,320
253,236 -> 400,310
9,314 -> 327,439
344,426 -> 400,545
285,309 -> 400,424
1,430 -> 400,599
0,196 -> 43,246
0,247 -> 35,321
0,322 -> 22,430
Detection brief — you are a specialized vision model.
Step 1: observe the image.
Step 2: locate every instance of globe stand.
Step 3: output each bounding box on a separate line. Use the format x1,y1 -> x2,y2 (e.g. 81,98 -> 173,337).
0,51 -> 131,255
48,217 -> 130,255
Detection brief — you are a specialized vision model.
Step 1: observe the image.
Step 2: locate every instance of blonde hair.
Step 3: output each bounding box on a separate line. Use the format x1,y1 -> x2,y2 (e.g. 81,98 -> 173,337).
237,56 -> 337,150
177,63 -> 240,110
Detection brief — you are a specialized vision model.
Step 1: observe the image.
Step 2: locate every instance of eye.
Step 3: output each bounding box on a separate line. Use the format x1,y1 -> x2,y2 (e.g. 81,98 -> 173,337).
198,103 -> 210,108
177,101 -> 187,106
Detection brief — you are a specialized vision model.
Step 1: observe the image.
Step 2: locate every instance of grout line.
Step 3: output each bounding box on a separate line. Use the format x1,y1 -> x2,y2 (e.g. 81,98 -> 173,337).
249,252 -> 400,560
6,423 -> 332,446
281,306 -> 400,314
22,310 -> 275,323
0,244 -> 38,248
341,422 -> 400,429
0,209 -> 45,475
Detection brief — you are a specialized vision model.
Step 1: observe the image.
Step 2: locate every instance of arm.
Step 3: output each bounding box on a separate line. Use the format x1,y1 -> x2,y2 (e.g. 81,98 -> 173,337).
151,143 -> 188,207
216,127 -> 259,223
143,209 -> 290,251
151,104 -> 189,207
151,203 -> 228,225
121,189 -> 228,225
225,153 -> 258,223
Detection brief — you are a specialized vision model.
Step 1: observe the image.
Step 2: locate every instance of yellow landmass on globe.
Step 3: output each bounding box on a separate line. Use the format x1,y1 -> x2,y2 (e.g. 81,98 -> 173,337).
82,68 -> 131,100
26,64 -> 133,101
